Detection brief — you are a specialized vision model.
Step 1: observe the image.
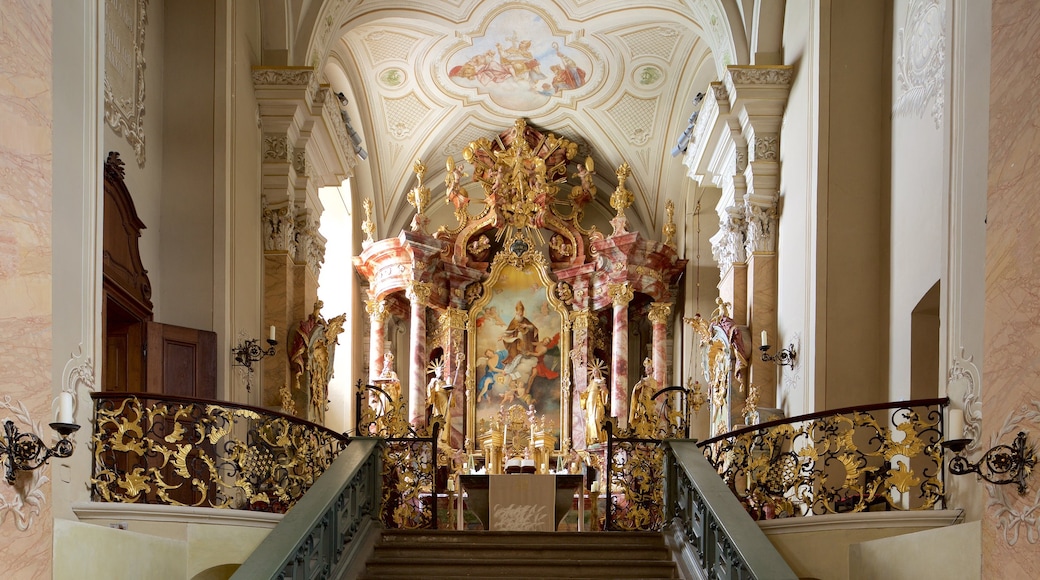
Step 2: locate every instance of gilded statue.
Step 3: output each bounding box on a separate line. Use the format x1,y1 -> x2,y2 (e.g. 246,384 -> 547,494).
580,362 -> 608,445
629,357 -> 659,433
426,361 -> 451,420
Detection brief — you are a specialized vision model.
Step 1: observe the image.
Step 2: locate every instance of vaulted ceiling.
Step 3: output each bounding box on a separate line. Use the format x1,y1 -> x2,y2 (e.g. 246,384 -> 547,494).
265,0 -> 772,240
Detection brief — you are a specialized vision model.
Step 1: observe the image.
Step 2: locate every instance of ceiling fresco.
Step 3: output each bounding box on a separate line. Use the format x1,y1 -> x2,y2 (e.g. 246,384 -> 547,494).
321,0 -> 729,238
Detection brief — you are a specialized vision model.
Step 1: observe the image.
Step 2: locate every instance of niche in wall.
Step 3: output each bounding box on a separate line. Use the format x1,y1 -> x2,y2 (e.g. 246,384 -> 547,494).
910,281 -> 940,400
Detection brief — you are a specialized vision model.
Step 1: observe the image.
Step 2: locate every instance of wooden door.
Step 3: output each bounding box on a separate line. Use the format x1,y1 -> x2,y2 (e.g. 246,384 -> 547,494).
145,322 -> 217,399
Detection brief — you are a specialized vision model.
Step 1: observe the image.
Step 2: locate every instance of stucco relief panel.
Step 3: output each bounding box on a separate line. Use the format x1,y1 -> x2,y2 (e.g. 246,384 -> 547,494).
104,0 -> 148,166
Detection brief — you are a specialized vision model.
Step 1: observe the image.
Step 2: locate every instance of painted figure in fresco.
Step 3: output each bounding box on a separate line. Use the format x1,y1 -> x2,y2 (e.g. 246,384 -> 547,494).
449,50 -> 512,86
629,357 -> 659,429
427,362 -> 451,420
496,38 -> 546,86
581,364 -> 608,445
526,333 -> 561,391
502,301 -> 539,364
476,348 -> 506,401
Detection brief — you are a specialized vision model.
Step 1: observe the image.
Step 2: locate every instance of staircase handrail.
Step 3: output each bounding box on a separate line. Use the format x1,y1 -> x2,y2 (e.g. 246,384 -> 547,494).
231,438 -> 382,580
90,391 -> 350,511
667,440 -> 798,580
697,397 -> 948,518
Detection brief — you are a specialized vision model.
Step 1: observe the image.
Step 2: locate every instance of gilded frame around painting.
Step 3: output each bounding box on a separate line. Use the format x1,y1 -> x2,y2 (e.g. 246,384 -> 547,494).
465,241 -> 570,456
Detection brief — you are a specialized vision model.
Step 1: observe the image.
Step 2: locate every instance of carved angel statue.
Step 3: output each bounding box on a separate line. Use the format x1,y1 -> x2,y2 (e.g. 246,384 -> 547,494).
444,156 -> 470,223
570,156 -> 596,208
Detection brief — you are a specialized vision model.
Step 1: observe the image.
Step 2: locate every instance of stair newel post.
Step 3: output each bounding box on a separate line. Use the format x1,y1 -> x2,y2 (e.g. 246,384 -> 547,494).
354,378 -> 363,434
431,418 -> 441,530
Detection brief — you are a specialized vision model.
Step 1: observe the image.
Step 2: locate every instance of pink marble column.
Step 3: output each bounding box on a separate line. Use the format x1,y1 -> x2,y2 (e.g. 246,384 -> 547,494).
608,283 -> 634,428
407,282 -> 432,425
366,298 -> 387,382
649,302 -> 672,385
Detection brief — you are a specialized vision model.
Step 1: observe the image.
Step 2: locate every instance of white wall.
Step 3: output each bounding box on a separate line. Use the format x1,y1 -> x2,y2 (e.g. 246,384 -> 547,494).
887,0 -> 947,401
778,0 -> 818,417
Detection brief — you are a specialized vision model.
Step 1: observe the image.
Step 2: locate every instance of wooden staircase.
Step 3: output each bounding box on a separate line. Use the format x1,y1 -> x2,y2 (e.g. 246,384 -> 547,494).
359,529 -> 680,579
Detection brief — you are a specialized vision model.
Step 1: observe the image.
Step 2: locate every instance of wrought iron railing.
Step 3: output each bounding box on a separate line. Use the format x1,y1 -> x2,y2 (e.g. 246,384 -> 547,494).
90,392 -> 349,512
667,440 -> 798,579
231,438 -> 382,580
603,419 -> 668,531
354,381 -> 443,529
698,398 -> 947,519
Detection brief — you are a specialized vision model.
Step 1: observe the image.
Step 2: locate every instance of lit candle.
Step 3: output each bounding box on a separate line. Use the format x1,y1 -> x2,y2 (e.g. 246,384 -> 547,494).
58,392 -> 74,424
948,409 -> 965,440
269,325 -> 277,341
761,330 -> 768,346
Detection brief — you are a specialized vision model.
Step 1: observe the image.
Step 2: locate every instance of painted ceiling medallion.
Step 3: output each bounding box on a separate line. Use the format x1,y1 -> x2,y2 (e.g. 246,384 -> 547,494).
379,68 -> 406,88
444,7 -> 593,111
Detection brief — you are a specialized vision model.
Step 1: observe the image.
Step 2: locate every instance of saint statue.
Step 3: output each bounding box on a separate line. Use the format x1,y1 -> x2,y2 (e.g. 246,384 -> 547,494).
426,361 -> 451,420
376,351 -> 401,403
581,363 -> 608,445
629,357 -> 659,431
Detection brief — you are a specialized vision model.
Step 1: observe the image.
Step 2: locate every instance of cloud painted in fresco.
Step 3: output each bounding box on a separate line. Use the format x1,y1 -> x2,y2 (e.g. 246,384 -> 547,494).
446,8 -> 591,111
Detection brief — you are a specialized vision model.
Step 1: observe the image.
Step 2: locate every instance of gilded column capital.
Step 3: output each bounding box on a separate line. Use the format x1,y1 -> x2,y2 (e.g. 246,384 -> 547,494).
572,308 -> 593,331
607,282 -> 634,308
441,306 -> 468,330
406,280 -> 433,306
366,298 -> 388,323
648,302 -> 673,325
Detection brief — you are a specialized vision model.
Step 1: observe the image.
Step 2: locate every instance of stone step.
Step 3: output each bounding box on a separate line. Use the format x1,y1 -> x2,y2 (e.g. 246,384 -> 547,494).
360,557 -> 679,579
376,529 -> 667,547
359,530 -> 679,579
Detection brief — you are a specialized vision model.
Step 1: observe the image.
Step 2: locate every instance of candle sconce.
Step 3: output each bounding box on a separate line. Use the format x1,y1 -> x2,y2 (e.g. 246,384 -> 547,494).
942,432 -> 1036,494
760,343 -> 797,367
2,419 -> 80,484
232,337 -> 277,372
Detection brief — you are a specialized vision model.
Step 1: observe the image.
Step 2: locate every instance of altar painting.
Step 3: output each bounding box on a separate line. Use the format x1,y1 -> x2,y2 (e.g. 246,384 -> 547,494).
471,261 -> 564,447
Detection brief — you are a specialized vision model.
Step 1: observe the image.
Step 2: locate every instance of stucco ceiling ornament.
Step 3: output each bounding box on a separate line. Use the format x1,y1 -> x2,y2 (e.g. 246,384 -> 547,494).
103,0 -> 148,166
710,205 -> 747,275
893,0 -> 946,129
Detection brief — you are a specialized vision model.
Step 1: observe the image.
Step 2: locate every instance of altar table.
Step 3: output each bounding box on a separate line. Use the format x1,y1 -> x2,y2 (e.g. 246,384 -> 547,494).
456,474 -> 585,531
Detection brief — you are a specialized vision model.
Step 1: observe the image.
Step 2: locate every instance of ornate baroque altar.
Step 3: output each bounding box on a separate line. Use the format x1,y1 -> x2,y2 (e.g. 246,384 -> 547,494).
354,119 -> 686,467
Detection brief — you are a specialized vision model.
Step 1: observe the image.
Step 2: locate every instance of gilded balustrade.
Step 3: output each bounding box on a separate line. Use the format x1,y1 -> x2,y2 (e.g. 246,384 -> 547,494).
699,398 -> 947,519
90,392 -> 349,512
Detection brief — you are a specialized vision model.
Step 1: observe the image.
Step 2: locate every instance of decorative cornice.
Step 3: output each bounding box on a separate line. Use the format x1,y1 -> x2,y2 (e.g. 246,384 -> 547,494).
251,67 -> 315,87
727,65 -> 794,87
648,302 -> 673,325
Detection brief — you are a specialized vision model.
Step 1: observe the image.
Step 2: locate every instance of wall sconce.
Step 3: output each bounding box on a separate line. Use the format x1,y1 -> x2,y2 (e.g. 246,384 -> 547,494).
232,326 -> 278,375
2,393 -> 79,484
943,430 -> 1036,495
759,331 -> 796,367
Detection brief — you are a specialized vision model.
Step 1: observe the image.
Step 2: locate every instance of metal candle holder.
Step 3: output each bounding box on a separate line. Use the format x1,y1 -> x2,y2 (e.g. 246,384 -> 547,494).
942,432 -> 1036,494
2,419 -> 80,484
232,338 -> 278,372
760,343 -> 797,367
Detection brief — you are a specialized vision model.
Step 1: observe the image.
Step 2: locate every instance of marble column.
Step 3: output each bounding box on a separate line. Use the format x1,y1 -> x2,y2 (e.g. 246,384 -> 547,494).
648,302 -> 673,385
570,309 -> 592,445
407,281 -> 432,425
366,297 -> 388,382
608,282 -> 635,428
440,307 -> 468,447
